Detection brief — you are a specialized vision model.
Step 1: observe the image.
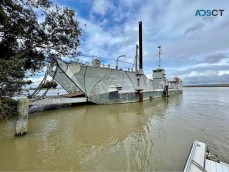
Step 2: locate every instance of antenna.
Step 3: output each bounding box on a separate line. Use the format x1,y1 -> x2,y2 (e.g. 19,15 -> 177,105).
158,46 -> 163,68
135,44 -> 139,72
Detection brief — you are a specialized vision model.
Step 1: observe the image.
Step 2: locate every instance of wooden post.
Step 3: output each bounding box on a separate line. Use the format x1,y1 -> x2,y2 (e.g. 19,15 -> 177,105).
163,85 -> 169,97
139,90 -> 143,102
15,98 -> 29,136
165,85 -> 169,97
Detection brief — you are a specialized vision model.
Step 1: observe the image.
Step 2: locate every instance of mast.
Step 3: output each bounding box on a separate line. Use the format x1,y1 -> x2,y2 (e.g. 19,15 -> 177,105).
158,46 -> 162,68
135,44 -> 139,72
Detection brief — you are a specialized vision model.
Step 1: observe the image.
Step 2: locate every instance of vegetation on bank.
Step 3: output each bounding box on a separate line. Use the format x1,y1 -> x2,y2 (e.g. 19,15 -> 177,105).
0,0 -> 81,119
184,84 -> 229,87
0,98 -> 18,120
41,81 -> 58,89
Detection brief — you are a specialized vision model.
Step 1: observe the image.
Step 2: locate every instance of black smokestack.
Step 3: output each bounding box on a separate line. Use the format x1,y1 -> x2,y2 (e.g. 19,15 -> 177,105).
139,21 -> 143,70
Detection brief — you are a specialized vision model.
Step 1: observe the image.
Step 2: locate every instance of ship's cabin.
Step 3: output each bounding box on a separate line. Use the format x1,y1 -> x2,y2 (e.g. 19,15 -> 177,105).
153,69 -> 166,80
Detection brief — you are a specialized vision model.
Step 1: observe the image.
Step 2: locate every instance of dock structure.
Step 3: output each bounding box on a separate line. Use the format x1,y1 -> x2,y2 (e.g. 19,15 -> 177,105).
15,95 -> 87,137
15,98 -> 29,136
29,97 -> 87,106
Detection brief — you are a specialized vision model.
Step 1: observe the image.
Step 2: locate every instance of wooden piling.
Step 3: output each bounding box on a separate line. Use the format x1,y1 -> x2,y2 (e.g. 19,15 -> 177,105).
163,85 -> 169,97
15,98 -> 29,136
139,90 -> 143,102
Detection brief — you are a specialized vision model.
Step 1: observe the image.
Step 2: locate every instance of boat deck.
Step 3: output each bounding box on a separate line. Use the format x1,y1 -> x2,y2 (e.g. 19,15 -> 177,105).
206,159 -> 229,172
184,140 -> 229,172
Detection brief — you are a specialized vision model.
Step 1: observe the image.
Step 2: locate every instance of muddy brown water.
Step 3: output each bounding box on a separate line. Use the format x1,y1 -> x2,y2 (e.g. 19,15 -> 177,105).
0,87 -> 228,171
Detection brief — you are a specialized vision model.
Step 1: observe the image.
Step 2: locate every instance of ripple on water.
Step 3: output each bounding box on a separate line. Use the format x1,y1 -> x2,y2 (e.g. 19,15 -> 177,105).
0,87 -> 229,170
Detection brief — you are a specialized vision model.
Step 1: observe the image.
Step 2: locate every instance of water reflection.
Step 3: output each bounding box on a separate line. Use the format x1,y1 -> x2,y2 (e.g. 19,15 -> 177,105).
1,95 -> 177,171
1,89 -> 228,171
70,97 -> 174,171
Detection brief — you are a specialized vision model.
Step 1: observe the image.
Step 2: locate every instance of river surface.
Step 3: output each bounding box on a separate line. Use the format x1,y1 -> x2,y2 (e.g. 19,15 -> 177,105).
0,87 -> 229,171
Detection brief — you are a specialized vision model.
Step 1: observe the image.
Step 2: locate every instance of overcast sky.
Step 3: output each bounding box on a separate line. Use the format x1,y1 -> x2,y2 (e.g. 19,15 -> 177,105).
30,0 -> 229,86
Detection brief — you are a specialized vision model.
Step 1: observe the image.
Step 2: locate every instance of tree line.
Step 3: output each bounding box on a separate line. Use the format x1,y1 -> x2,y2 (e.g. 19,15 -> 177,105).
41,81 -> 58,89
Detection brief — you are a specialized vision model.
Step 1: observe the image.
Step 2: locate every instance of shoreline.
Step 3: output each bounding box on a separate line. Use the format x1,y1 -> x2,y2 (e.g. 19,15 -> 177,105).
184,85 -> 229,87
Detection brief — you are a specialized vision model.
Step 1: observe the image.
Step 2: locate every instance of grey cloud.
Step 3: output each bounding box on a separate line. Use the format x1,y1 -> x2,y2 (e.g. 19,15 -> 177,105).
203,53 -> 227,64
164,23 -> 229,65
184,74 -> 229,84
183,23 -> 205,36
166,64 -> 229,84
220,21 -> 229,28
76,0 -> 229,85
201,17 -> 216,23
180,65 -> 229,75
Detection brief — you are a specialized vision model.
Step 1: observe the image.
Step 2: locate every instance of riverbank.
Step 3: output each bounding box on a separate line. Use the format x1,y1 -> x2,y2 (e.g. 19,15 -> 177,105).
184,83 -> 229,87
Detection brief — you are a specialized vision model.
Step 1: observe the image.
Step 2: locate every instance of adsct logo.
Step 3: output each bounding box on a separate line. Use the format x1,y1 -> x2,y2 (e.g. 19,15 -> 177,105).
195,9 -> 224,17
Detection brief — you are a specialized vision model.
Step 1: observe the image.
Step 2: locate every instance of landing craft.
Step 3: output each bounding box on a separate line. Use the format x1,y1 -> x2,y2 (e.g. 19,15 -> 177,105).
48,22 -> 183,104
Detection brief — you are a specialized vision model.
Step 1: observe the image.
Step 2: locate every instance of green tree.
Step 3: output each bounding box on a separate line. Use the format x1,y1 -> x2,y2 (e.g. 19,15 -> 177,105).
41,80 -> 58,89
0,0 -> 81,118
0,0 -> 81,97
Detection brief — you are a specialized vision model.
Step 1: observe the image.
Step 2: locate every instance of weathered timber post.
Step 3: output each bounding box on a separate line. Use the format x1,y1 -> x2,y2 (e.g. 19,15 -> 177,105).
163,85 -> 169,97
15,98 -> 29,136
165,85 -> 169,97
